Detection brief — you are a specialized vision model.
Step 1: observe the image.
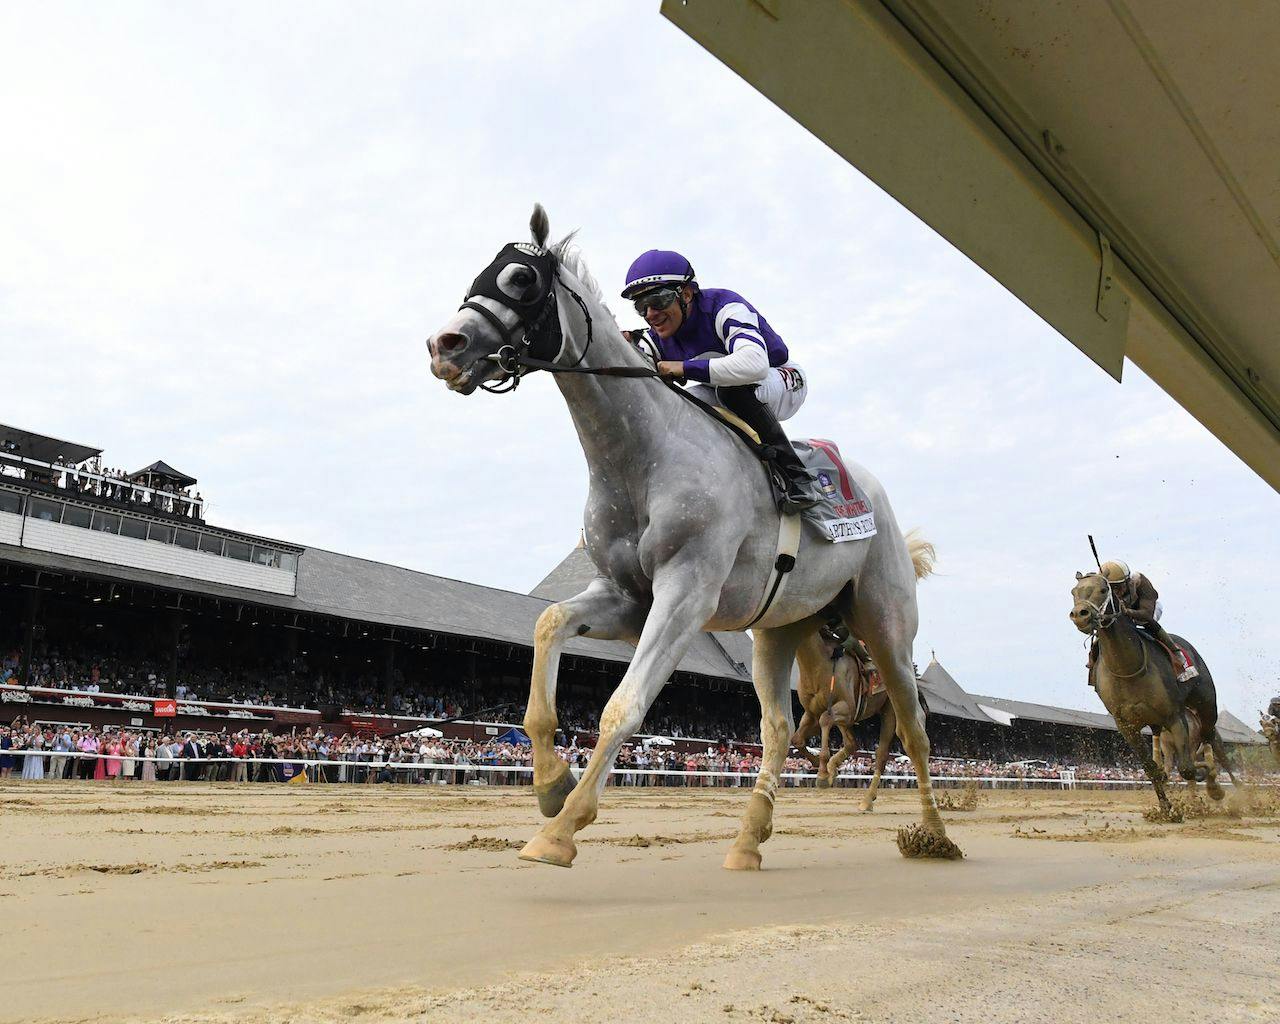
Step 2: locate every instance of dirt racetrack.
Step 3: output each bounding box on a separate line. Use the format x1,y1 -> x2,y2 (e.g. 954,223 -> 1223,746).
2,780 -> 1278,1024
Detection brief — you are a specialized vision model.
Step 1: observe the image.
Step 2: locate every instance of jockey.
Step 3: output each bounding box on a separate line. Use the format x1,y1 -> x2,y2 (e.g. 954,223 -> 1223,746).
621,249 -> 817,514
1100,560 -> 1187,668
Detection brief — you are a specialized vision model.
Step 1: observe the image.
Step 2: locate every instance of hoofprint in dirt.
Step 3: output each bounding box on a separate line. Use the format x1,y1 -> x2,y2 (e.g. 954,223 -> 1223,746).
1,783 -> 1277,1023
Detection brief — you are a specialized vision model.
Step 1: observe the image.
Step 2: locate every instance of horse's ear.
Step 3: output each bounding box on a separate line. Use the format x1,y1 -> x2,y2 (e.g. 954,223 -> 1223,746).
1075,571 -> 1084,580
530,204 -> 550,248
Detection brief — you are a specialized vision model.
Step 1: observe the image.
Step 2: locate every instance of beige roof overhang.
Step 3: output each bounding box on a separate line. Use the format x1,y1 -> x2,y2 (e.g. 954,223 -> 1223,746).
664,0 -> 1280,490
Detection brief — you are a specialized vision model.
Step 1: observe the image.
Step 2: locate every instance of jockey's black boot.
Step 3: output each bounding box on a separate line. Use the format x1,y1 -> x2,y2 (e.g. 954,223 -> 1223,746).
718,384 -> 818,514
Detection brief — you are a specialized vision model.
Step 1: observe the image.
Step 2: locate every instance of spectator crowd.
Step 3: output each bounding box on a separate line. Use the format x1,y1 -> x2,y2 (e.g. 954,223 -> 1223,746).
2,452 -> 203,519
0,716 -> 1162,788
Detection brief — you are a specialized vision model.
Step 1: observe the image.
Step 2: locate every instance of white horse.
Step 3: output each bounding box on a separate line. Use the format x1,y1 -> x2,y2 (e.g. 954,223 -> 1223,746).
427,206 -> 954,868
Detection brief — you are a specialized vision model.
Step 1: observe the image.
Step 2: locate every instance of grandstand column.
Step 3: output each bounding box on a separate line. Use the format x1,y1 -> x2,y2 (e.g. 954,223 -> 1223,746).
382,640 -> 395,703
166,607 -> 182,698
19,587 -> 41,686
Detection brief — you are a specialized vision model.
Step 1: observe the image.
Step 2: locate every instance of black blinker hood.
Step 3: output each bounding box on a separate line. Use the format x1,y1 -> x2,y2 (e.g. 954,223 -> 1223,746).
462,242 -> 563,363
466,243 -> 558,325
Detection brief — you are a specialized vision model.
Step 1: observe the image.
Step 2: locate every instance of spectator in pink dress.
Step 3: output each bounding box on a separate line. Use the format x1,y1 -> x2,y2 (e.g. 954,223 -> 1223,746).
104,735 -> 123,779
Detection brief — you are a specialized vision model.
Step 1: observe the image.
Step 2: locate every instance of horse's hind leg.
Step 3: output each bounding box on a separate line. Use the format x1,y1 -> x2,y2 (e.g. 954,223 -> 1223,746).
1162,714 -> 1198,784
526,581 -> 645,817
1208,731 -> 1239,790
1201,744 -> 1225,801
844,573 -> 947,839
724,619 -> 807,871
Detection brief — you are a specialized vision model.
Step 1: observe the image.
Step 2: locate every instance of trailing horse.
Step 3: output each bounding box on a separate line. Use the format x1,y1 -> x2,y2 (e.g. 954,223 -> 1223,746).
793,534 -> 934,807
427,206 -> 955,868
1069,571 -> 1239,813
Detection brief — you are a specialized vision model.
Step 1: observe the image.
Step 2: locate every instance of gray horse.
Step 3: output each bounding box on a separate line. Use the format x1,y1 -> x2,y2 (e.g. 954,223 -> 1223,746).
427,207 -> 952,868
1069,571 -> 1239,813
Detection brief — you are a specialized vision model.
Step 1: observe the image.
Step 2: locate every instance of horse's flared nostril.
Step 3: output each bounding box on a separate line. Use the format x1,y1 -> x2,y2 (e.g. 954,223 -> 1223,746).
437,332 -> 468,355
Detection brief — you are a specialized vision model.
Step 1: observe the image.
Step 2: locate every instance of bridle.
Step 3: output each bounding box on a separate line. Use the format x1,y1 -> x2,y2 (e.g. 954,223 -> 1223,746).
1077,573 -> 1149,679
458,242 -> 655,394
1077,573 -> 1120,631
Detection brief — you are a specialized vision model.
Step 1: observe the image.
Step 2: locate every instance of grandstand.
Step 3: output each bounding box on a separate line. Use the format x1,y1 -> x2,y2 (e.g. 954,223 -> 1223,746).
0,423 -> 1264,758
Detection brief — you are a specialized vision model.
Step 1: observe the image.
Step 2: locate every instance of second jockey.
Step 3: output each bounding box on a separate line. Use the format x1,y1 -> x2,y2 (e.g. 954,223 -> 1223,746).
621,249 -> 818,514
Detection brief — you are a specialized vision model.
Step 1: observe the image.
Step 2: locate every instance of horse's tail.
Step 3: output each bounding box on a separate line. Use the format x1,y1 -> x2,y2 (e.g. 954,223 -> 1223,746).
904,529 -> 936,581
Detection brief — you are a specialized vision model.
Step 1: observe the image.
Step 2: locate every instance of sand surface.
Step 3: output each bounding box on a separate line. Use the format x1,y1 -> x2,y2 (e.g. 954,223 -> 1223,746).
2,780 -> 1278,1023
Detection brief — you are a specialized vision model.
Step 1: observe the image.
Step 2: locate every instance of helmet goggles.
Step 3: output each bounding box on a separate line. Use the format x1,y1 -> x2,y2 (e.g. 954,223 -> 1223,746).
632,286 -> 682,316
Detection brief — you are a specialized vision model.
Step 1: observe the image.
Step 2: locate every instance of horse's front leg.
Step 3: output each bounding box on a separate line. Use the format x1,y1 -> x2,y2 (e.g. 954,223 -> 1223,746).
526,580 -> 645,817
1116,719 -> 1171,813
519,576 -> 721,868
724,619 -> 809,871
862,705 -> 896,812
825,714 -> 857,788
790,709 -> 821,772
816,711 -> 835,789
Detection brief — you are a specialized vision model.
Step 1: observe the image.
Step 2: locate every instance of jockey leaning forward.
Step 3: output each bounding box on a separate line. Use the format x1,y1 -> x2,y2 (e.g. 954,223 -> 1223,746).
1092,559 -> 1194,679
620,249 -> 818,514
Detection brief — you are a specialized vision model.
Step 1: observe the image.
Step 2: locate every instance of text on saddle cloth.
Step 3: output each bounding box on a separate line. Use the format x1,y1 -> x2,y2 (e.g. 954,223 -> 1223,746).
793,439 -> 875,543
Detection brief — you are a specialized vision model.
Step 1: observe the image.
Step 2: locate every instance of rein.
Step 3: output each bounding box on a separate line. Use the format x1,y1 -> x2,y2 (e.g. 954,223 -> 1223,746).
1082,580 -> 1149,679
467,254 -> 770,460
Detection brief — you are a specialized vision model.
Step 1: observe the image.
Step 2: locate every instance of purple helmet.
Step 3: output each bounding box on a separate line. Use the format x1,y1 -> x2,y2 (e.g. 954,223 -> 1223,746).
620,249 -> 696,299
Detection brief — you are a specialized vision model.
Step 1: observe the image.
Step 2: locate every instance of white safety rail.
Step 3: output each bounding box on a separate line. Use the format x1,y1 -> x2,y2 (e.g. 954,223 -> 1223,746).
5,750 -> 1246,791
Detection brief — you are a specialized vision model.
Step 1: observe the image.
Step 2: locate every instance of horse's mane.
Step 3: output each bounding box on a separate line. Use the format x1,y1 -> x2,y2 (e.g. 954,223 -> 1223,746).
551,233 -> 621,330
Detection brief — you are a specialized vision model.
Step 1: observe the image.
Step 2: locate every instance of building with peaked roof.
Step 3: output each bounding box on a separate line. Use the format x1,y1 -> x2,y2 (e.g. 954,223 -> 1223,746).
918,655 -> 1004,725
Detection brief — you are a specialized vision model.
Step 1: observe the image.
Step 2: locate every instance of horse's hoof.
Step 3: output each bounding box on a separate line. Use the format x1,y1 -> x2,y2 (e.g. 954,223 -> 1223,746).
896,824 -> 963,860
1207,781 -> 1226,801
518,832 -> 577,868
860,800 -> 875,813
533,764 -> 575,818
815,776 -> 831,789
723,847 -> 762,871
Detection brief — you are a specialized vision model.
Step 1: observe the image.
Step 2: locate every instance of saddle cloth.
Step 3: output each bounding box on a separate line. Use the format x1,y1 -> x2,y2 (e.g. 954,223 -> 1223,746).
794,438 -> 876,543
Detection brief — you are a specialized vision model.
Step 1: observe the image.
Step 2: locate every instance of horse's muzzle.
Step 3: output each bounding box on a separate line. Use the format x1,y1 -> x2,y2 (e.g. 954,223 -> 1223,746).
1069,605 -> 1094,633
427,332 -> 474,389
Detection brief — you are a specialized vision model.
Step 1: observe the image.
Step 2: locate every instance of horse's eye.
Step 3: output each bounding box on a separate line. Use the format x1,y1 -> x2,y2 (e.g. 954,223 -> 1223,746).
512,269 -> 533,289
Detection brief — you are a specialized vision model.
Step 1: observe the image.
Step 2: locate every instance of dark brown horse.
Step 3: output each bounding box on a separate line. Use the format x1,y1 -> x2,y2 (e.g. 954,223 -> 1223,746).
1069,572 -> 1239,813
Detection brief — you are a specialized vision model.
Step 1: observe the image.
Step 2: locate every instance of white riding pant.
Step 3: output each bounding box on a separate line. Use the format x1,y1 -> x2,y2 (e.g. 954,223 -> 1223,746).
1154,600 -> 1163,622
686,361 -> 808,422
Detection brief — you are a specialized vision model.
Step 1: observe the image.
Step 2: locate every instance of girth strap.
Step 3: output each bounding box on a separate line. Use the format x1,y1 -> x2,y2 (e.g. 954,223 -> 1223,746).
742,512 -> 801,629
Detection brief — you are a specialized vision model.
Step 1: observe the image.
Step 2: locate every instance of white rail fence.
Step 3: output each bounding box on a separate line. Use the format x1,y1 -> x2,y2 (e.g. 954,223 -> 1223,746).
0,750 -> 1201,789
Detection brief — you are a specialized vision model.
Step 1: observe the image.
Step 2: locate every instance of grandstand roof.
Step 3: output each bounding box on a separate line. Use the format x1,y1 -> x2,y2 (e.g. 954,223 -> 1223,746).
970,694 -> 1119,732
529,534 -> 593,603
530,539 -> 757,682
1216,709 -> 1267,746
918,657 -> 1005,725
0,423 -> 101,466
0,540 -> 753,685
972,694 -> 1266,746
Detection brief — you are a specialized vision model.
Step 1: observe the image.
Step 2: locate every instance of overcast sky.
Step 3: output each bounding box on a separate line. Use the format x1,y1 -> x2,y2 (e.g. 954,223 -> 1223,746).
3,1 -> 1276,720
